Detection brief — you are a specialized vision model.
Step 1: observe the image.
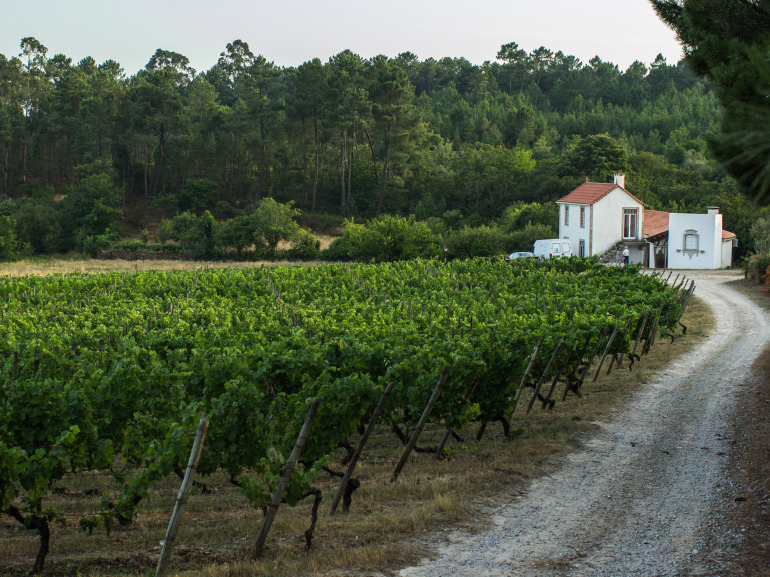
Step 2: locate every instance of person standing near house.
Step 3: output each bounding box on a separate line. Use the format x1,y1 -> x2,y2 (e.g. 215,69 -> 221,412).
622,246 -> 630,266
615,248 -> 621,266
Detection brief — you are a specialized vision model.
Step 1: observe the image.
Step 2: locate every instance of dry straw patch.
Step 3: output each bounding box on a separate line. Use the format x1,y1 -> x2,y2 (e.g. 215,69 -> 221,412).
276,233 -> 339,251
0,265 -> 713,577
0,258 -> 324,277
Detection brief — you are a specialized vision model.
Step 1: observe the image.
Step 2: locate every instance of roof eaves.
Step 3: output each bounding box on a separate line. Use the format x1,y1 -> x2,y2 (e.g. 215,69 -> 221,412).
557,183 -> 646,207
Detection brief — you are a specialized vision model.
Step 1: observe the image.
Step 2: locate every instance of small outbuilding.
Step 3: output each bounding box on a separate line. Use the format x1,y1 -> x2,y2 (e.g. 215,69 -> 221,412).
648,207 -> 737,269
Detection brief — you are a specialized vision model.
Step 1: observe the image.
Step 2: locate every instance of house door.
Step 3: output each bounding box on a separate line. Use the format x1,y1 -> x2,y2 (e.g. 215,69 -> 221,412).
654,238 -> 668,268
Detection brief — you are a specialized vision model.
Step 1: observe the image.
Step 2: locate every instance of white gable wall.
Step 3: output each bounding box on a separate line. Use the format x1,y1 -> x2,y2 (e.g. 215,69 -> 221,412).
592,187 -> 643,257
558,187 -> 644,258
593,189 -> 644,256
668,213 -> 721,269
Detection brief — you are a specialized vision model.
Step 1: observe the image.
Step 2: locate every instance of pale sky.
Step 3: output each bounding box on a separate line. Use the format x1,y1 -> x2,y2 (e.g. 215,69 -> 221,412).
1,0 -> 684,76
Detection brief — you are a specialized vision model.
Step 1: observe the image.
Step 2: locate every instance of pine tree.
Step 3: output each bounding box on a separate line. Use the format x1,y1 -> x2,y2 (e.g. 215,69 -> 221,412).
651,0 -> 770,204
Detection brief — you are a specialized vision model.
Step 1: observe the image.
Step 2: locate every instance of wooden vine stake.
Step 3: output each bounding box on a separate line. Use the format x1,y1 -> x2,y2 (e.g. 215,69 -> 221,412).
643,305 -> 664,354
678,283 -> 696,320
592,324 -> 619,382
610,318 -> 634,371
525,340 -> 564,414
649,307 -> 663,348
631,312 -> 650,358
434,371 -> 484,458
511,339 -> 544,412
156,418 -> 210,577
390,367 -> 450,483
541,341 -> 574,408
562,336 -> 591,401
253,398 -> 321,559
581,326 -> 609,379
328,382 -> 395,516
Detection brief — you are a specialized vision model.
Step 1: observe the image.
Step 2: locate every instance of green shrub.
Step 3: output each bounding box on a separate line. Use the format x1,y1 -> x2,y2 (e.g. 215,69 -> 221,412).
60,170 -> 122,250
252,198 -> 303,257
499,202 -> 558,232
0,215 -> 18,261
442,209 -> 464,230
156,219 -> 175,244
214,198 -> 305,259
746,253 -> 770,284
215,214 -> 254,256
155,211 -> 218,258
445,225 -> 511,259
184,210 -> 218,258
335,215 -> 441,262
507,223 -> 558,252
12,199 -> 63,254
286,230 -> 321,260
112,241 -> 183,254
751,217 -> 770,254
321,236 -> 354,261
423,216 -> 449,237
157,212 -> 199,244
78,227 -> 120,257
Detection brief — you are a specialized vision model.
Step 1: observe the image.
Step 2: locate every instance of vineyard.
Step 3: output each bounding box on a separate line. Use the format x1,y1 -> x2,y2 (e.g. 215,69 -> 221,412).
0,258 -> 691,575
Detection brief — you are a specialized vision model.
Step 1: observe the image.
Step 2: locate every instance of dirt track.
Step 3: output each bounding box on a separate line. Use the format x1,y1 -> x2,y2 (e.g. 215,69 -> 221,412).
400,270 -> 769,577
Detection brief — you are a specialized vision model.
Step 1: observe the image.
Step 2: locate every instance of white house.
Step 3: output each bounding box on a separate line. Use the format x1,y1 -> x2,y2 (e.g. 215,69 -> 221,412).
650,208 -> 737,269
556,176 -> 737,269
556,174 -> 647,264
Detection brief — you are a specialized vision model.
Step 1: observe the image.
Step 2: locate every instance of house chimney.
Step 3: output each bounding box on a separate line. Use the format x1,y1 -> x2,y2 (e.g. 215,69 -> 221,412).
614,173 -> 626,189
707,206 -> 720,214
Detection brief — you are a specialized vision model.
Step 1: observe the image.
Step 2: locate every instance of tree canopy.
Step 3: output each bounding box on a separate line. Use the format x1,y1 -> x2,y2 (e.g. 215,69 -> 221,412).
651,0 -> 770,204
0,35 -> 764,254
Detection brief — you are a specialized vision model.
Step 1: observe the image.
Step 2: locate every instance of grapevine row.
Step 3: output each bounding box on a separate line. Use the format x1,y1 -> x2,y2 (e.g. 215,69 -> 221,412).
0,258 -> 684,572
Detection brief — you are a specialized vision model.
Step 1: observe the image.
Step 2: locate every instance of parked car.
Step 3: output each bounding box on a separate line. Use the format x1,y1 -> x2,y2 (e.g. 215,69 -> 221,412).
532,239 -> 572,260
506,251 -> 536,261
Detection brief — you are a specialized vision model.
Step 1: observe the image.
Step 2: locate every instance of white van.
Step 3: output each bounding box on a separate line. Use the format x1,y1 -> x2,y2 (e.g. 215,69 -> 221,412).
532,239 -> 572,260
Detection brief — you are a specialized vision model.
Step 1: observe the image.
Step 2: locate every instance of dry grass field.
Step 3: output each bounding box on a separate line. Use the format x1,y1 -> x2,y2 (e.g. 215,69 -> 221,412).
0,234 -> 340,278
0,262 -> 713,577
0,258 -> 322,277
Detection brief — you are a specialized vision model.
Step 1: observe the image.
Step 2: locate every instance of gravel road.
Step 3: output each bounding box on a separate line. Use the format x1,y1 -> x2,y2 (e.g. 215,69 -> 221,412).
400,270 -> 769,577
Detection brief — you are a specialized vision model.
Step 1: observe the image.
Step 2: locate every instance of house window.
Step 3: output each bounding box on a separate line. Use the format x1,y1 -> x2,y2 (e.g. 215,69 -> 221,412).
579,239 -> 585,258
564,206 -> 569,226
580,206 -> 586,228
683,230 -> 699,252
623,209 -> 638,239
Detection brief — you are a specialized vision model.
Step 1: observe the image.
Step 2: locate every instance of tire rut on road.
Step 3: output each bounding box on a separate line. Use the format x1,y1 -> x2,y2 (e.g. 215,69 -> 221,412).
400,271 -> 770,577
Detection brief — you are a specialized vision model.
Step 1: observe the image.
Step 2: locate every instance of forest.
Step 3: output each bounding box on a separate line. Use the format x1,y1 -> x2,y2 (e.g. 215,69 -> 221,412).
0,36 -> 766,259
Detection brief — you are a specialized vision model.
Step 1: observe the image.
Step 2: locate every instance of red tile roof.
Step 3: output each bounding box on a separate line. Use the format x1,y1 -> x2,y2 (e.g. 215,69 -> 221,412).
557,182 -> 645,206
644,210 -> 669,238
722,230 -> 736,240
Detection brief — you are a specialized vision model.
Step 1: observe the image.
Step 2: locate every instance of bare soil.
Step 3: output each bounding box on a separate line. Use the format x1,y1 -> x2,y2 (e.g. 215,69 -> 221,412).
400,270 -> 770,577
